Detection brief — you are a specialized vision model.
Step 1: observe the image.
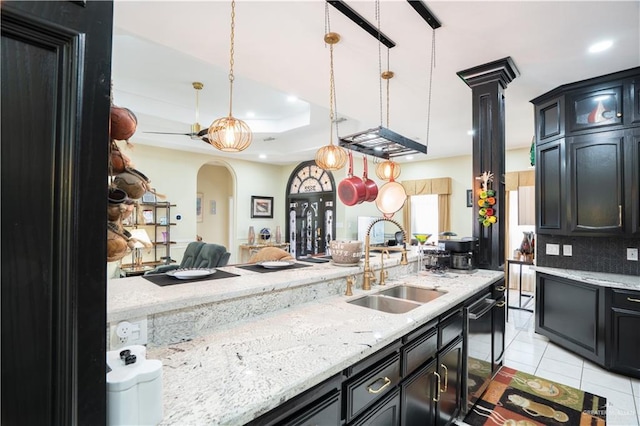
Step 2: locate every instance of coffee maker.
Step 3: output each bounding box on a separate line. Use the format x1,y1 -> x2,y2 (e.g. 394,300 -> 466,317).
442,238 -> 478,272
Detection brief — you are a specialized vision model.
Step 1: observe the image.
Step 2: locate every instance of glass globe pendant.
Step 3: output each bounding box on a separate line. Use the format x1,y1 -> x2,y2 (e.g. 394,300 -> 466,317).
376,159 -> 401,180
315,28 -> 347,171
208,0 -> 252,152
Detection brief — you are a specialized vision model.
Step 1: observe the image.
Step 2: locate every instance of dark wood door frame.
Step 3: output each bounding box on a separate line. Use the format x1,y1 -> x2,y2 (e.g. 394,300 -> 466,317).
1,2 -> 113,424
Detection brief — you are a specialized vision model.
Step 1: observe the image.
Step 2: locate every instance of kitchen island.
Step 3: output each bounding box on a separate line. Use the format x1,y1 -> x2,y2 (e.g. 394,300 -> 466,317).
107,253 -> 503,425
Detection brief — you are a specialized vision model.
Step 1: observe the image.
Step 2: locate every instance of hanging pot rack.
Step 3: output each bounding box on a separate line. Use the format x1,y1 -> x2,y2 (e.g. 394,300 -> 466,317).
330,0 -> 439,161
338,126 -> 427,159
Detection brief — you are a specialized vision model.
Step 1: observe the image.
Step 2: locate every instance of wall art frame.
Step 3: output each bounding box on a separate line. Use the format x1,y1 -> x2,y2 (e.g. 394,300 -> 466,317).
251,196 -> 273,218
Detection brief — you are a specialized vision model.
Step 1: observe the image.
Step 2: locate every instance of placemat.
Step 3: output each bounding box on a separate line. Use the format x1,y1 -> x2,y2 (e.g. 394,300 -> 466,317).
297,257 -> 331,263
143,269 -> 240,287
236,263 -> 311,273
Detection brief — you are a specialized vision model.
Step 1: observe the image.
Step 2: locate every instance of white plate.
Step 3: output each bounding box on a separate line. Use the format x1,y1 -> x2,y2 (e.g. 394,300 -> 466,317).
167,269 -> 216,279
258,260 -> 295,269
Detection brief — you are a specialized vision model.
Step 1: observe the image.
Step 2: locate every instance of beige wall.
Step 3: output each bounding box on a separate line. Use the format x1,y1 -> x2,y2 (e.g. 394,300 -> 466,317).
117,141 -> 532,263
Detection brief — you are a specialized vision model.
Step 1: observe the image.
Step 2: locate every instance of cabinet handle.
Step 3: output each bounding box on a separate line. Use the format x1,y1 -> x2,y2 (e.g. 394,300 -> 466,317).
618,205 -> 622,227
433,372 -> 441,402
627,297 -> 640,303
495,286 -> 506,292
367,376 -> 391,394
496,301 -> 506,308
440,364 -> 448,392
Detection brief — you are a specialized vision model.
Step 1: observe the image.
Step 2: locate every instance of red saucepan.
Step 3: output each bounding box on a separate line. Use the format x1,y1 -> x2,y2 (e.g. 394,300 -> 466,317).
362,156 -> 378,202
338,151 -> 366,206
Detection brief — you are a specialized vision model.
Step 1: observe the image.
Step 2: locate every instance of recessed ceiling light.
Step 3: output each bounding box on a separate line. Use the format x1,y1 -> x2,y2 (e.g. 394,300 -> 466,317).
258,154 -> 267,159
374,146 -> 383,151
406,155 -> 414,160
588,40 -> 613,53
287,95 -> 298,103
246,111 -> 255,118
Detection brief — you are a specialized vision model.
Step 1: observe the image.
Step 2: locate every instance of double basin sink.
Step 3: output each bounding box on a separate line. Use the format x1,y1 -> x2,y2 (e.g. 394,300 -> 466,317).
348,285 -> 446,314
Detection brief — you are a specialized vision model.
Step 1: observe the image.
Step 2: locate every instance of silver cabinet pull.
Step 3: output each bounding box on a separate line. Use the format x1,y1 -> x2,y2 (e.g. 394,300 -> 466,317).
618,205 -> 622,227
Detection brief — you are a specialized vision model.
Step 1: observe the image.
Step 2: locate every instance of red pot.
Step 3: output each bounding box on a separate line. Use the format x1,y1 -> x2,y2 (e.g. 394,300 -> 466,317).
362,156 -> 378,202
338,151 -> 366,206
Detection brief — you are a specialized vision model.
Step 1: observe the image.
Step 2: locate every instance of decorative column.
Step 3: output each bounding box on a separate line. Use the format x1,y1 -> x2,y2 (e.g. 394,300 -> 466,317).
457,57 -> 519,271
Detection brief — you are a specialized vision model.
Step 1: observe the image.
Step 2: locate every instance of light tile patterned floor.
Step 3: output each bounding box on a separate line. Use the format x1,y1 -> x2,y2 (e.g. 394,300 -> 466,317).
459,291 -> 640,425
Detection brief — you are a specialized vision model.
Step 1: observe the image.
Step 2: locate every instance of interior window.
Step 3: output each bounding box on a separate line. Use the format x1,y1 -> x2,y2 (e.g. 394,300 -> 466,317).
410,194 -> 439,243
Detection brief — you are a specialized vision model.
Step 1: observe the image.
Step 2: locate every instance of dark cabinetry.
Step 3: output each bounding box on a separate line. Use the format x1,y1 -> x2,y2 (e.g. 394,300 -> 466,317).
536,272 -> 640,379
248,288 -> 488,426
532,67 -> 640,236
568,131 -> 626,233
535,273 -> 606,364
608,288 -> 640,378
536,139 -> 565,233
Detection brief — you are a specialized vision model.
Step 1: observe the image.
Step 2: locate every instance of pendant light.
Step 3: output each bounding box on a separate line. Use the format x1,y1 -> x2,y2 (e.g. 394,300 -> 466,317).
373,0 -> 406,218
208,0 -> 252,152
315,5 -> 347,171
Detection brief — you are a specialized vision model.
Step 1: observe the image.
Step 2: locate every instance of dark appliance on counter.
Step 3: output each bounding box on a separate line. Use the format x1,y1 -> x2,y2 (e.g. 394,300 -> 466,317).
422,248 -> 451,271
442,238 -> 478,272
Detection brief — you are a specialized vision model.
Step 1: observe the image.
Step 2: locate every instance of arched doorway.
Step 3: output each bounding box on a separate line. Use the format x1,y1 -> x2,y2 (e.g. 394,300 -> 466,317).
286,161 -> 337,258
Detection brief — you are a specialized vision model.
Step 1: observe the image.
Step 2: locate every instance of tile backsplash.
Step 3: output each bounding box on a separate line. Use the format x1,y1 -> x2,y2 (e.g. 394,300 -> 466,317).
536,234 -> 640,276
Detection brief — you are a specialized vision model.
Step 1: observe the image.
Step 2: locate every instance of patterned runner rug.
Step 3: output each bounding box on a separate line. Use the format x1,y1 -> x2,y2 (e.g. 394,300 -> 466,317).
463,366 -> 607,425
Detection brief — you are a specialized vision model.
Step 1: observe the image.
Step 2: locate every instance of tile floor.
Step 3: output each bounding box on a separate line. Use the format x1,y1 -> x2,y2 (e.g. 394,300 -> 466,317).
478,292 -> 640,425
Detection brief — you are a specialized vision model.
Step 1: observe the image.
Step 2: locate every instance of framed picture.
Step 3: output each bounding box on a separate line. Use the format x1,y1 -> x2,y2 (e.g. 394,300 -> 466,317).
196,192 -> 203,223
251,196 -> 273,218
141,189 -> 157,204
466,189 -> 473,208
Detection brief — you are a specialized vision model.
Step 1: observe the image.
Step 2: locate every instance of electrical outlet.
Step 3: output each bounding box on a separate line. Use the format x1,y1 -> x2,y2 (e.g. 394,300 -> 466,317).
627,248 -> 639,261
563,245 -> 572,256
546,243 -> 560,256
110,317 -> 147,350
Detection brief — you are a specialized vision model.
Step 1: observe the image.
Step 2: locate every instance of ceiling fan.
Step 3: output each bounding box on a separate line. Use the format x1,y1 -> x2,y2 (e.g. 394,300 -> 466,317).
144,81 -> 218,144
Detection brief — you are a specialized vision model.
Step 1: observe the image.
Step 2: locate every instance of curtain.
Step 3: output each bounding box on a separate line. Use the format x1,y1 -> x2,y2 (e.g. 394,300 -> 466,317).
401,177 -> 452,238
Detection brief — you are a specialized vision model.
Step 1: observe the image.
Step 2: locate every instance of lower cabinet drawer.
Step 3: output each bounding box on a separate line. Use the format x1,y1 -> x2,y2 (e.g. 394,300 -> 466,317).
611,288 -> 640,311
282,389 -> 340,426
402,329 -> 438,377
440,309 -> 463,349
345,353 -> 401,422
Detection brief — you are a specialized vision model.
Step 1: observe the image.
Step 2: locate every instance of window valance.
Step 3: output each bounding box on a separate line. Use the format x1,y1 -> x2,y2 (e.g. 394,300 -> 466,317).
401,177 -> 451,196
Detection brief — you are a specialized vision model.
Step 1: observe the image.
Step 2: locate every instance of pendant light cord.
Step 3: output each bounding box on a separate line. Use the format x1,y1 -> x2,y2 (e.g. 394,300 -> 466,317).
227,0 -> 236,117
425,28 -> 436,152
325,3 -> 340,139
376,0 -> 383,127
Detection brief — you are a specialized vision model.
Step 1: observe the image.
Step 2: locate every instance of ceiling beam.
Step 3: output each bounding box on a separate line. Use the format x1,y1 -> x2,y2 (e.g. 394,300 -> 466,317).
326,0 -> 396,49
407,1 -> 442,30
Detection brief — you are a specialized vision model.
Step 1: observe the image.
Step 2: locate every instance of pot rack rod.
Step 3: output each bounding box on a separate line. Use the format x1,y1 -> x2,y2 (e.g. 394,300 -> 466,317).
326,0 -> 441,49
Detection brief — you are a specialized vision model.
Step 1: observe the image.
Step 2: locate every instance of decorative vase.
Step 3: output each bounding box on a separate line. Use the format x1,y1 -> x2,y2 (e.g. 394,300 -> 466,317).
248,226 -> 255,245
275,225 -> 282,244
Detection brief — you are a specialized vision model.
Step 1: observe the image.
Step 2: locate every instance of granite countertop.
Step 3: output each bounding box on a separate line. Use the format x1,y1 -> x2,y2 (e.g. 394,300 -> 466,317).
140,268 -> 503,425
533,266 -> 640,290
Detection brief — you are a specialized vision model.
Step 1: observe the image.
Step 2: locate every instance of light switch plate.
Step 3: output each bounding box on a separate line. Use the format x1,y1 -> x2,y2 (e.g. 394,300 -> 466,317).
563,245 -> 572,256
546,243 -> 560,256
627,248 -> 639,261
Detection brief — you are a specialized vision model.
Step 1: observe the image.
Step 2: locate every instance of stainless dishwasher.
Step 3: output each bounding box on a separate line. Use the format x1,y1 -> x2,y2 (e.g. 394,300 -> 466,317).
463,293 -> 496,414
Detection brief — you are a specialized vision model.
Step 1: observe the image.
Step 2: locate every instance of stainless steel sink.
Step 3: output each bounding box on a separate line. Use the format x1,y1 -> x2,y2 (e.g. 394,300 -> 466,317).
347,285 -> 447,314
376,286 -> 446,303
348,295 -> 422,314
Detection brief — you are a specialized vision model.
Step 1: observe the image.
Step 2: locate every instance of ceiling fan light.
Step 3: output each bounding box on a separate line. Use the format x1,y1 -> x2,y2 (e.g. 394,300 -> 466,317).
315,143 -> 347,171
376,159 -> 401,181
208,116 -> 252,152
